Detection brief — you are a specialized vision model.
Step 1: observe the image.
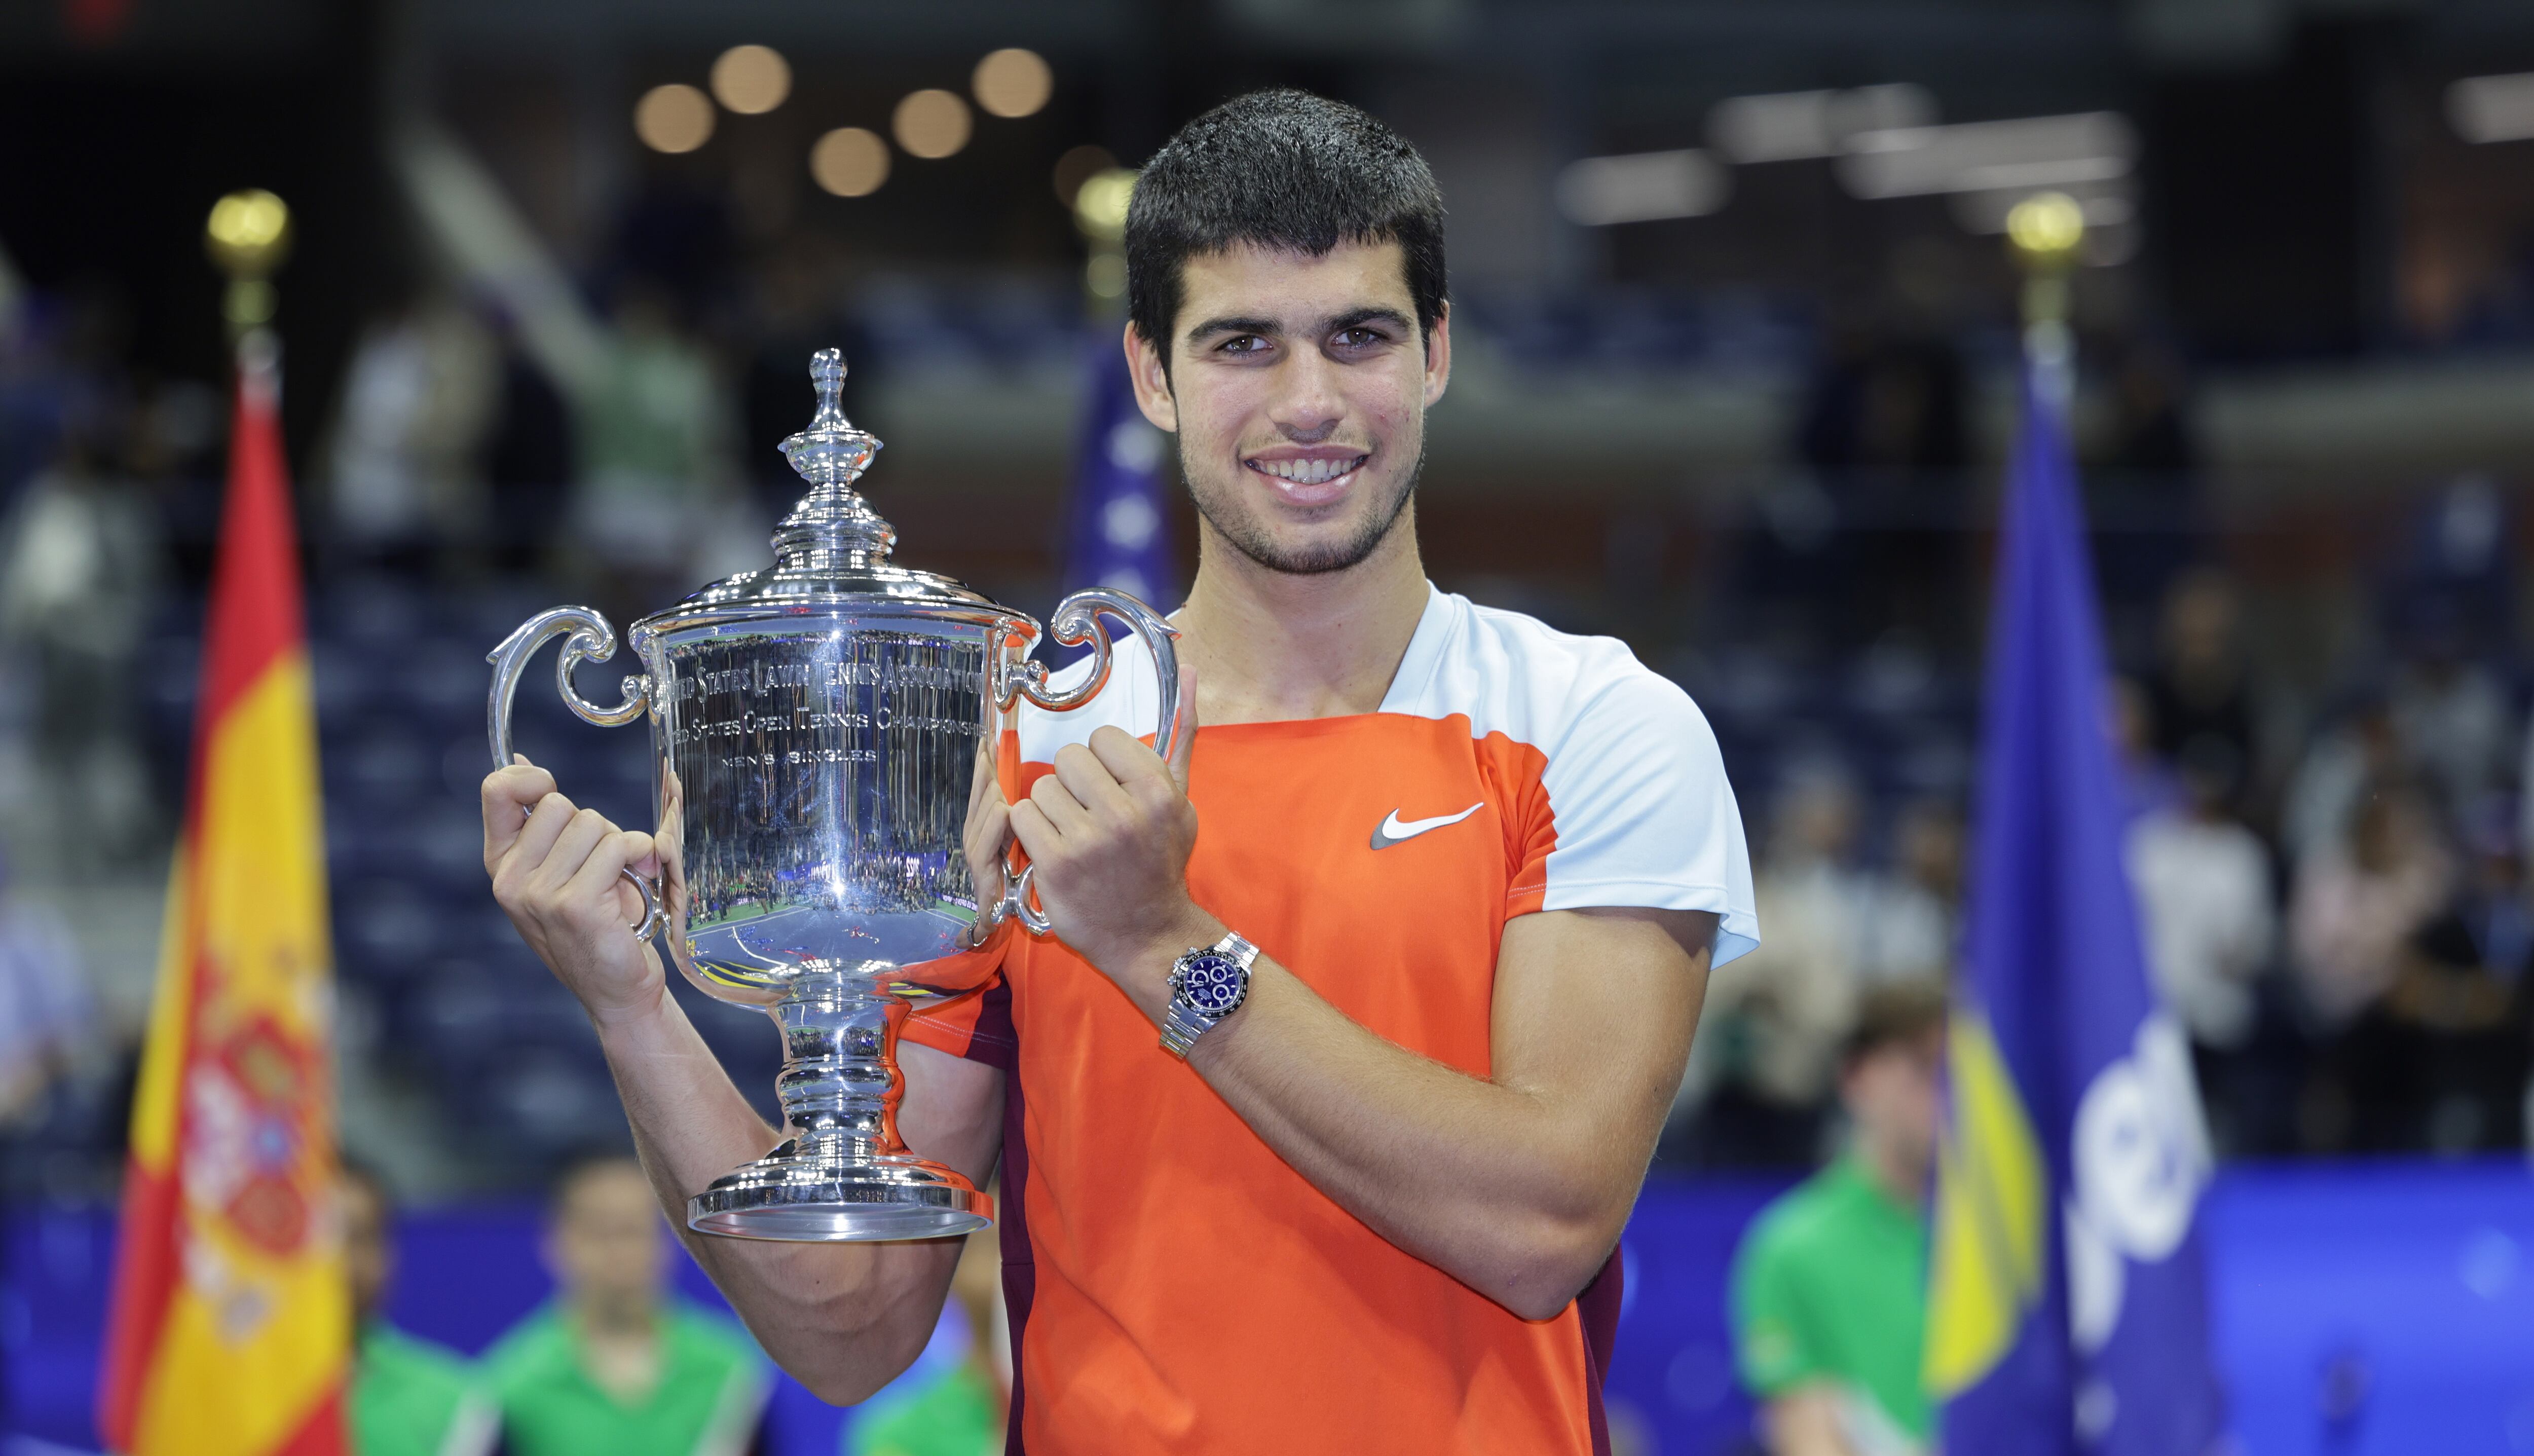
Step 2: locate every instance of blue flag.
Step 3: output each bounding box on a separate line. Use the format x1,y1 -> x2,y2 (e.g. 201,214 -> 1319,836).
1926,362 -> 2226,1454
1063,334 -> 1174,604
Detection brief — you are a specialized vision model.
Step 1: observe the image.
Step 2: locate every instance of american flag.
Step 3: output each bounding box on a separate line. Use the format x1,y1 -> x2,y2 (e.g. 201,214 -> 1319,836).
1062,335 -> 1174,606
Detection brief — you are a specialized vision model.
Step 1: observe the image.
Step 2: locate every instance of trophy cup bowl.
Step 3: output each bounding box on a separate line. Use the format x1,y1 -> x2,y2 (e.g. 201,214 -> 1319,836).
487,349 -> 1179,1241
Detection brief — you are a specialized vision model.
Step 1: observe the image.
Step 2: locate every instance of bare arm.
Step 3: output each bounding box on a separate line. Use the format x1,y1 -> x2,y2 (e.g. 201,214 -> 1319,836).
1763,1389 -> 1858,1456
482,763 -> 1002,1404
1003,712 -> 1712,1321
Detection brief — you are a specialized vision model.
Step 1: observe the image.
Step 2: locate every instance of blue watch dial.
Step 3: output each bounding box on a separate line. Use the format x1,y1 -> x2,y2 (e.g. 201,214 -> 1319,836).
1178,953 -> 1246,1015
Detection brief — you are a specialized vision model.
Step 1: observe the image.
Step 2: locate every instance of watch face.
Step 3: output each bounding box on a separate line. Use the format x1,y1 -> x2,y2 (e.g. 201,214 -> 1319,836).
1178,953 -> 1246,1015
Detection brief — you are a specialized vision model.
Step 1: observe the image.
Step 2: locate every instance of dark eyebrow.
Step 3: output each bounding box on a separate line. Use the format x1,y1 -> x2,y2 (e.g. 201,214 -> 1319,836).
1183,315 -> 1280,347
1321,306 -> 1414,337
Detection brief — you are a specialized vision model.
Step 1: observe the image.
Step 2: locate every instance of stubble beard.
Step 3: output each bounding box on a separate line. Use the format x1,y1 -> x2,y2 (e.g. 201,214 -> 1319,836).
1181,439 -> 1425,577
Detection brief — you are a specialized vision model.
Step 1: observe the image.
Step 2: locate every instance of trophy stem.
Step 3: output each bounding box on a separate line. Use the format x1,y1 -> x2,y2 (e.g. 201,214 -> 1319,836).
774,966 -> 910,1159
685,963 -> 992,1242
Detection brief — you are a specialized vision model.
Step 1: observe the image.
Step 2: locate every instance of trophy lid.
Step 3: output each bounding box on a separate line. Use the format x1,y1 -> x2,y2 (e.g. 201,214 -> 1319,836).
634,348 -> 1012,636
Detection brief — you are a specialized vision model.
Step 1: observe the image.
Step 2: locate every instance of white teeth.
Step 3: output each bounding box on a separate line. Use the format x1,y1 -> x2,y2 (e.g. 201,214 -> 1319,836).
1252,456 -> 1366,485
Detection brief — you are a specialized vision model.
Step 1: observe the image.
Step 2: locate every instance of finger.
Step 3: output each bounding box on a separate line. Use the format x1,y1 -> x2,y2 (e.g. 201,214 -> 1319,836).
621,830 -> 659,880
1008,798 -> 1061,865
530,807 -> 616,896
969,797 -> 1011,856
497,791 -> 581,885
1053,740 -> 1136,820
563,828 -> 649,924
482,761 -> 560,866
966,739 -> 1007,818
1028,771 -> 1094,838
1165,659 -> 1198,792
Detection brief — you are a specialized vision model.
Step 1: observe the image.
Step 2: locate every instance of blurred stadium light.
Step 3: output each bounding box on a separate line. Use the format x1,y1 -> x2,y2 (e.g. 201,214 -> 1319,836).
1555,150 -> 1731,226
1707,84 -> 1936,164
2447,71 -> 2534,144
710,44 -> 792,116
632,81 -> 715,154
1837,111 -> 2136,199
973,47 -> 1053,119
893,87 -> 973,160
810,127 -> 890,199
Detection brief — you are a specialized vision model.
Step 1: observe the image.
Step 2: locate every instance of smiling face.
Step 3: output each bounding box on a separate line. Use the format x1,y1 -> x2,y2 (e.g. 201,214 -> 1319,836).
1128,239 -> 1449,577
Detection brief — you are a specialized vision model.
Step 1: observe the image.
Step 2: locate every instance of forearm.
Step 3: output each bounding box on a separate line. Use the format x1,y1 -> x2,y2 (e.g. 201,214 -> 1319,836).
592,987 -> 955,1402
1185,961 -> 1643,1319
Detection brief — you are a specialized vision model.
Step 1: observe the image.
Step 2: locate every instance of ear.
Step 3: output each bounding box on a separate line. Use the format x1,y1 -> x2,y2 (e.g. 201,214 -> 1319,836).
1422,303 -> 1453,409
1125,320 -> 1178,433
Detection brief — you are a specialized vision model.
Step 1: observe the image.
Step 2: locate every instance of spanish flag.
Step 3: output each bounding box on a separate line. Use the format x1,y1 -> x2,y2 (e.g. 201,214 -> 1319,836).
98,332 -> 347,1455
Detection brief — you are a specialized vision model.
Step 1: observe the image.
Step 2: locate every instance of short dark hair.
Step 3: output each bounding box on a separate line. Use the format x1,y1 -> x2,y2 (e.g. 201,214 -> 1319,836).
1126,89 -> 1448,362
1841,980 -> 1949,1068
548,1151 -> 646,1217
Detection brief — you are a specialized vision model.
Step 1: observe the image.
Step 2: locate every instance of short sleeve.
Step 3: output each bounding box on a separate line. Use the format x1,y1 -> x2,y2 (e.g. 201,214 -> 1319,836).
1731,1220 -> 1820,1398
900,940 -> 1018,1070
1530,667 -> 1760,966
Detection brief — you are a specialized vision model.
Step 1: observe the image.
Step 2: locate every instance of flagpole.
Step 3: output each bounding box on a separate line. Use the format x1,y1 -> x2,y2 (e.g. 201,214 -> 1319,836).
2007,192 -> 2085,408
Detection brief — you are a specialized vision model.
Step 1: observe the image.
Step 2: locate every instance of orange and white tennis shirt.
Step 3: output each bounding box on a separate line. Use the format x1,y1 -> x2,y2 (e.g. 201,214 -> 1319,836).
905,583 -> 1758,1455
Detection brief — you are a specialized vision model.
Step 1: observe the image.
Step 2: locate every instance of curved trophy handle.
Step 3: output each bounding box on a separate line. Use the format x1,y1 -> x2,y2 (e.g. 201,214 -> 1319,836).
487,606 -> 666,942
985,589 -> 1184,939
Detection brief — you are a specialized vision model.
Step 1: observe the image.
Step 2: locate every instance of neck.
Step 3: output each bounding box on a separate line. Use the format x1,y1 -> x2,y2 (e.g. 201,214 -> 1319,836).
1856,1132 -> 1930,1209
571,1293 -> 657,1340
1173,506 -> 1433,725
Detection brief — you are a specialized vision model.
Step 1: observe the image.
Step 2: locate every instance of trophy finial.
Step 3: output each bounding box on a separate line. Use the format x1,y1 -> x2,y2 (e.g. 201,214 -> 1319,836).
808,347 -> 847,423
778,347 -> 882,490
772,347 -> 893,568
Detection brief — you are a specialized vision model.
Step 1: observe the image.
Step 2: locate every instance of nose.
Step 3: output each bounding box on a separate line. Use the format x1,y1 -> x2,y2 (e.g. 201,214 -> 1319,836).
1268,346 -> 1343,444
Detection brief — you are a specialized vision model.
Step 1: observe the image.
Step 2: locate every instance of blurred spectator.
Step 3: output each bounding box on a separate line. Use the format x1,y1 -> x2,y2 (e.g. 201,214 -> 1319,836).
0,427 -> 161,868
0,850 -> 92,1125
481,319 -> 578,576
2386,623 -> 2515,831
344,1162 -> 496,1456
2369,806 -> 2533,1152
2144,569 -> 2256,791
1730,981 -> 1944,1456
323,287 -> 497,572
2291,782 -> 2458,1151
2107,676 -> 2182,824
571,281 -> 738,615
2086,337 -> 2202,647
1864,799 -> 1961,985
1793,321 -> 1973,651
2292,781 -> 2455,1029
849,1228 -> 1009,1456
2283,697 -> 2405,870
485,1156 -> 770,1456
1683,769 -> 1872,1165
2128,737 -> 2276,1145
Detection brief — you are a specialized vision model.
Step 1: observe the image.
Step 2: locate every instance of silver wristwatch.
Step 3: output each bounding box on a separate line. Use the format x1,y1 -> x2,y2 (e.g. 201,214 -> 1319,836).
1161,931 -> 1259,1058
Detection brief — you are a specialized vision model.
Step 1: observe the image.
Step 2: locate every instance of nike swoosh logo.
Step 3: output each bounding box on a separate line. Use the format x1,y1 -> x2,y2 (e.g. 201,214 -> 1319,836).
1370,803 -> 1484,850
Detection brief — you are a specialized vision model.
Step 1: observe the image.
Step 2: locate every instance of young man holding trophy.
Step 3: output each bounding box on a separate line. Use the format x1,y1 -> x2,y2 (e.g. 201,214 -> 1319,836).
482,89 -> 1756,1453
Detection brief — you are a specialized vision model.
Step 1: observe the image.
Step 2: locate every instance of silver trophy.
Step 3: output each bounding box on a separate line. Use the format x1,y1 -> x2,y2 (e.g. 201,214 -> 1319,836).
488,348 -> 1179,1241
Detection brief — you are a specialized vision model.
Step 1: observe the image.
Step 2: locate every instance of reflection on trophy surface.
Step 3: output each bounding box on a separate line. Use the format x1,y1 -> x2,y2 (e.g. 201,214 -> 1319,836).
487,347 -> 1180,1241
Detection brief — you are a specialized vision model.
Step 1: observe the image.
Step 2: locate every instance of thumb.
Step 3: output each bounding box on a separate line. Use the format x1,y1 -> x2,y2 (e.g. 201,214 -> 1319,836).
1166,658 -> 1198,793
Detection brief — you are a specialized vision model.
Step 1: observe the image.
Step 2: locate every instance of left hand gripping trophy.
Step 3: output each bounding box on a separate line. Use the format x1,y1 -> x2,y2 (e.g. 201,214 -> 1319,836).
487,348 -> 1179,1240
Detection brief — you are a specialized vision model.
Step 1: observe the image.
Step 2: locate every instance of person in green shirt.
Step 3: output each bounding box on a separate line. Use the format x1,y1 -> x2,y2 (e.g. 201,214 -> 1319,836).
343,1164 -> 497,1456
1730,980 -> 1946,1456
484,1156 -> 771,1456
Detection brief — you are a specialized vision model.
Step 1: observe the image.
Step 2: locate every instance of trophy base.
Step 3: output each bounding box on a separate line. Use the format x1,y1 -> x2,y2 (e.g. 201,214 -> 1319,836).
687,1142 -> 993,1242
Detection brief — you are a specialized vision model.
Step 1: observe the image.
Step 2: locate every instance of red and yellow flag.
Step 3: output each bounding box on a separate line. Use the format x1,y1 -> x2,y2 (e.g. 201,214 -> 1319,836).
98,334 -> 346,1456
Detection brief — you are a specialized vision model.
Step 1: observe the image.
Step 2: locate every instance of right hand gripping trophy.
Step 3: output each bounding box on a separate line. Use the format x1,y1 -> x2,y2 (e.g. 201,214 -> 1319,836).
488,349 -> 1179,1240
